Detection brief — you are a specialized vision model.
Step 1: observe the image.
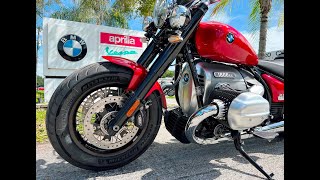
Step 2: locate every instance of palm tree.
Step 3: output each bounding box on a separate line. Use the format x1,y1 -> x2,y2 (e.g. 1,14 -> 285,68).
212,0 -> 284,59
36,0 -> 61,80
137,0 -> 156,28
50,0 -> 155,29
50,0 -> 118,26
36,0 -> 59,18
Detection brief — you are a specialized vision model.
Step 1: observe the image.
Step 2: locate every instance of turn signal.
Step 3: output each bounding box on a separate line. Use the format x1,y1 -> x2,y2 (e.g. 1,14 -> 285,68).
168,34 -> 183,43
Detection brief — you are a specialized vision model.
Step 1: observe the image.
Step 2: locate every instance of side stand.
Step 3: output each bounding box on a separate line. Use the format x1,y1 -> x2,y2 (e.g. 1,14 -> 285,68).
231,130 -> 274,180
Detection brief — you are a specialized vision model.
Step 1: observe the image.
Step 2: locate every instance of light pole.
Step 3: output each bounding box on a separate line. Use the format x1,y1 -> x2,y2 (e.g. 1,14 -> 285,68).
36,27 -> 42,102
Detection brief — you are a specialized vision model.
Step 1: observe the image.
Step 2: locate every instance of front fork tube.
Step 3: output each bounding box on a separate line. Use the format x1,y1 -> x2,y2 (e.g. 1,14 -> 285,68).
184,46 -> 204,108
107,3 -> 208,136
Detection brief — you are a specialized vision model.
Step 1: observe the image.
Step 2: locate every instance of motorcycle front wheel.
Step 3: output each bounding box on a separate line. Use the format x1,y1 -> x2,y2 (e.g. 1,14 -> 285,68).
46,62 -> 162,171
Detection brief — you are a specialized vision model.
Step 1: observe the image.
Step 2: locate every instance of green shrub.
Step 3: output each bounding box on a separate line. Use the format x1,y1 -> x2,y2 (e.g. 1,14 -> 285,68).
36,109 -> 47,143
162,70 -> 174,78
36,90 -> 44,103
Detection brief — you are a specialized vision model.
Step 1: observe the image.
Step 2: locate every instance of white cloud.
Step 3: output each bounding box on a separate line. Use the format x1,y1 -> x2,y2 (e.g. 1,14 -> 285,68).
202,9 -> 235,24
209,11 -> 233,24
241,26 -> 284,53
202,4 -> 238,24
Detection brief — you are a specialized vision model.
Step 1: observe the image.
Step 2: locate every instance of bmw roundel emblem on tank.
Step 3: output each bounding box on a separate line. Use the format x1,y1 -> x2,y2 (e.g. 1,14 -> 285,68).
226,32 -> 235,43
183,73 -> 189,82
57,34 -> 87,62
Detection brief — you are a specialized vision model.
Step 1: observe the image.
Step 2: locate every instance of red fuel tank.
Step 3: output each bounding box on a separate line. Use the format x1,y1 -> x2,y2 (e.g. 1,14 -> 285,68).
194,21 -> 258,66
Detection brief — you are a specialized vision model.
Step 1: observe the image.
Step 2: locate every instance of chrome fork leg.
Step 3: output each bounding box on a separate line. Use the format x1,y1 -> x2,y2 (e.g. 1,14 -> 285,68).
231,131 -> 275,180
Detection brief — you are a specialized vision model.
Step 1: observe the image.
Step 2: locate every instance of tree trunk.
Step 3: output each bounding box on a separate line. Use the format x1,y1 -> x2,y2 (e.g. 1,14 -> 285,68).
258,13 -> 268,59
36,27 -> 40,75
258,0 -> 272,59
97,11 -> 102,25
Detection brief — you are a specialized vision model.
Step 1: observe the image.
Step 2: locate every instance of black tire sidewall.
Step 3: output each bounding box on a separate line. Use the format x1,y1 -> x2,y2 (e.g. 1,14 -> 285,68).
47,63 -> 162,170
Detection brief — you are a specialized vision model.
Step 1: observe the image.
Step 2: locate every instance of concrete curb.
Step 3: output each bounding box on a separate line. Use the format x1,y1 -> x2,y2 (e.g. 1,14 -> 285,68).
36,104 -> 48,109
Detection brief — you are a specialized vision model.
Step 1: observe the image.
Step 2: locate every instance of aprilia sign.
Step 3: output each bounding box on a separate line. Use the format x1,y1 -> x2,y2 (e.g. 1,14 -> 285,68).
100,32 -> 143,48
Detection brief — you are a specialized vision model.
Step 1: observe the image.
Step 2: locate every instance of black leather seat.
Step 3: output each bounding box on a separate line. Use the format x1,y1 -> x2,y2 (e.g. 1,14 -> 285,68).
257,59 -> 284,78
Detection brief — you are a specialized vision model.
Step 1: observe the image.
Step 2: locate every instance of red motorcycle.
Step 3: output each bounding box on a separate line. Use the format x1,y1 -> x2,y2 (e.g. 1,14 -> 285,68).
46,0 -> 284,179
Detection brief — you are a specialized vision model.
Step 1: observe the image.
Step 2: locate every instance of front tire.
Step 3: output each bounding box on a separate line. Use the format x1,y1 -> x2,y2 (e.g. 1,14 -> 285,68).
46,62 -> 162,171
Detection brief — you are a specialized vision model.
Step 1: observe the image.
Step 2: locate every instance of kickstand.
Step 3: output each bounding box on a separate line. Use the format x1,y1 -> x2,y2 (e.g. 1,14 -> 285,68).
231,130 -> 274,180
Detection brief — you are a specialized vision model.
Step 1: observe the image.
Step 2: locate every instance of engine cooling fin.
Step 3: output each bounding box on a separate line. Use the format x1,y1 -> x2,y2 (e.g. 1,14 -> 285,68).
209,89 -> 242,104
209,89 -> 243,119
164,108 -> 190,143
270,102 -> 284,121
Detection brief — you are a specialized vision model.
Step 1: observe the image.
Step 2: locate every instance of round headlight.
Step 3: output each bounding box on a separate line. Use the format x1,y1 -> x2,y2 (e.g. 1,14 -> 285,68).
169,5 -> 191,29
153,0 -> 175,28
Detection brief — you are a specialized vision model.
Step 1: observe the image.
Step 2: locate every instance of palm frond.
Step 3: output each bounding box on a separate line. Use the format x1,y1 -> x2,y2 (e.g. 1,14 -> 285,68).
248,0 -> 260,41
104,8 -> 129,28
211,0 -> 246,16
273,0 -> 284,6
278,10 -> 284,27
138,0 -> 156,17
211,0 -> 233,16
274,0 -> 284,28
267,0 -> 284,28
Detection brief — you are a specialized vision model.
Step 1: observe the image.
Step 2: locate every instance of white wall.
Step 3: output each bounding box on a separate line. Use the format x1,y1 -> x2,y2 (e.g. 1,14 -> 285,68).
44,78 -> 64,102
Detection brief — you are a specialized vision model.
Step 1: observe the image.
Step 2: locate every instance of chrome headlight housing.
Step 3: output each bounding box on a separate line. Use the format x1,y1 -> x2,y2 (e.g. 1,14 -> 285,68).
169,5 -> 191,29
153,0 -> 176,28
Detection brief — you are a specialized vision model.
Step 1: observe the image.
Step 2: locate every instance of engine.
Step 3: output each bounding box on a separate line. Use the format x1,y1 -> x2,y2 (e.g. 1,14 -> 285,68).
177,61 -> 265,116
164,60 -> 269,144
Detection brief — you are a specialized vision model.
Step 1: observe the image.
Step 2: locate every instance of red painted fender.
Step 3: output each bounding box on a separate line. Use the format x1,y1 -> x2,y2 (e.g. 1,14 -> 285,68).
102,56 -> 167,109
261,74 -> 284,103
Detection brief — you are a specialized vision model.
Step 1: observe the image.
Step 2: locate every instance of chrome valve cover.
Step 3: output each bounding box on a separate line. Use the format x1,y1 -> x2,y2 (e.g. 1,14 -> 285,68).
227,92 -> 270,130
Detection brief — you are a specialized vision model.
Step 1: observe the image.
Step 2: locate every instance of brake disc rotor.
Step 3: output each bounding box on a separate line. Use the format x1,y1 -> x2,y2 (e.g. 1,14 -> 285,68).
82,96 -> 139,150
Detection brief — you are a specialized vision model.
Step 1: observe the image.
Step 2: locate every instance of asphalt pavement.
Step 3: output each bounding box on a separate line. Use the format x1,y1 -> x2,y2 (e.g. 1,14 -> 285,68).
36,98 -> 284,180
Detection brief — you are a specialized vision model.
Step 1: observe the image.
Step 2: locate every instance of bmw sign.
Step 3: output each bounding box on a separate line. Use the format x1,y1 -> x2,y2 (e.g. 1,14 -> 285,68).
57,34 -> 87,62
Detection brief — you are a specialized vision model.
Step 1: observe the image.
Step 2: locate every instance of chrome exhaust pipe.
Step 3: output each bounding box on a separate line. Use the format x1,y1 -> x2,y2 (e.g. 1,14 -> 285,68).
185,104 -> 219,144
185,92 -> 272,144
223,121 -> 284,139
255,121 -> 284,132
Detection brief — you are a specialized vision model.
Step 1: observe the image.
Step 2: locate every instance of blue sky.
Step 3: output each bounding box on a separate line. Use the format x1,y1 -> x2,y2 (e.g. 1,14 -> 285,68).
37,0 -> 284,76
